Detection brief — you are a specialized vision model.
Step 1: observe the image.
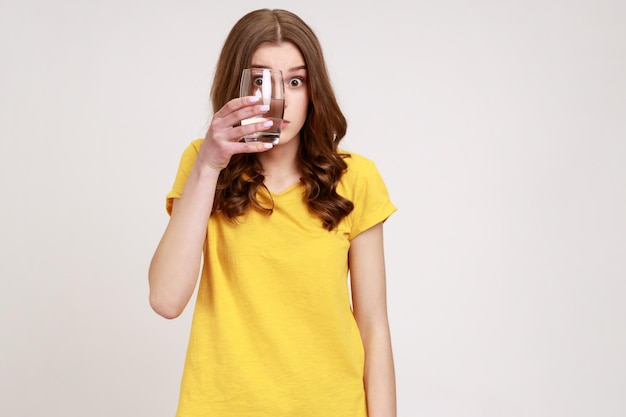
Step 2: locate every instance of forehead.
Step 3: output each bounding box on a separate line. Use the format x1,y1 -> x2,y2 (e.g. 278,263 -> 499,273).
251,42 -> 306,71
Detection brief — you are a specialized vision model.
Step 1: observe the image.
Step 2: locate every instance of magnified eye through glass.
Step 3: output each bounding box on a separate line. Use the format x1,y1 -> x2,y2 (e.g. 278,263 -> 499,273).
239,68 -> 285,144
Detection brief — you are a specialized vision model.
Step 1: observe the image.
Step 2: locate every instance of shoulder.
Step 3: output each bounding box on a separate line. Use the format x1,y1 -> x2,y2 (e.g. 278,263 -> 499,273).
171,138 -> 205,180
340,150 -> 380,180
337,150 -> 389,199
176,138 -> 204,165
337,150 -> 396,233
187,138 -> 204,155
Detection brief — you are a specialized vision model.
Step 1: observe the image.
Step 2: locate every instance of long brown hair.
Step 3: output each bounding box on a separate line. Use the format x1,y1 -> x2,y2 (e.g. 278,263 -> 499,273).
211,9 -> 353,230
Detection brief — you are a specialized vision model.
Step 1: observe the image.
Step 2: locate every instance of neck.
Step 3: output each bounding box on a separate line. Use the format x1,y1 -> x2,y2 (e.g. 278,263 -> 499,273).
258,136 -> 300,175
257,136 -> 302,193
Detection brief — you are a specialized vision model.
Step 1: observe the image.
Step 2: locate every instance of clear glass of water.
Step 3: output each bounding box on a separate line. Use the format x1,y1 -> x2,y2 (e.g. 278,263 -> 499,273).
239,68 -> 285,144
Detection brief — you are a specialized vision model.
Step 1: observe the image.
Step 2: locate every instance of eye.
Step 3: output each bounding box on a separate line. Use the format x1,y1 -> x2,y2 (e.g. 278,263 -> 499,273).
288,77 -> 304,88
252,77 -> 264,86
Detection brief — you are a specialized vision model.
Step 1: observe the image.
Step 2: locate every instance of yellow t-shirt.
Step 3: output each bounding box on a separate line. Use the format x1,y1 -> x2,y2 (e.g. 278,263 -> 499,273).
166,139 -> 396,417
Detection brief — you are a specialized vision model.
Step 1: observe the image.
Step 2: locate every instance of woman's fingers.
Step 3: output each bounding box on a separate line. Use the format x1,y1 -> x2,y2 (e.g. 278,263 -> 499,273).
198,99 -> 275,169
214,97 -> 267,127
213,96 -> 259,117
208,98 -> 274,144
200,133 -> 274,170
229,140 -> 274,153
229,119 -> 274,143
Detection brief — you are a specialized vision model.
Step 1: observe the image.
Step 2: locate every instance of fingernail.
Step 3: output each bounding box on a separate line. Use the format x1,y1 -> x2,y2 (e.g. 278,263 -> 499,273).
249,96 -> 260,103
259,105 -> 270,112
263,120 -> 273,127
263,143 -> 273,149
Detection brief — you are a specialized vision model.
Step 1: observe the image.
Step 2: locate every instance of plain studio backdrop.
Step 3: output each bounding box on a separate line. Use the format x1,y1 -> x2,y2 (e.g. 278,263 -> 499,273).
1,0 -> 624,416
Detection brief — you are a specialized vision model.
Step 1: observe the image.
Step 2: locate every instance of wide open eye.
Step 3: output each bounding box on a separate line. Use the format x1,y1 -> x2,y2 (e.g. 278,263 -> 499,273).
252,77 -> 264,86
288,77 -> 304,88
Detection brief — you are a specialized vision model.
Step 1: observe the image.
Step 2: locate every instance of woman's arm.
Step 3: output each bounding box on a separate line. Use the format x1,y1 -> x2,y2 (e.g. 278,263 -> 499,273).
148,164 -> 220,319
148,96 -> 275,319
349,222 -> 397,417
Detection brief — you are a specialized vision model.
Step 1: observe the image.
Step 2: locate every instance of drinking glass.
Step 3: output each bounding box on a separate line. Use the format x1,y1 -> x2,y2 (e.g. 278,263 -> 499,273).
239,68 -> 285,144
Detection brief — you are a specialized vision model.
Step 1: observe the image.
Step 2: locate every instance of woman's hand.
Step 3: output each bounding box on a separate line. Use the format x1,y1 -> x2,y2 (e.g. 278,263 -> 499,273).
198,96 -> 274,170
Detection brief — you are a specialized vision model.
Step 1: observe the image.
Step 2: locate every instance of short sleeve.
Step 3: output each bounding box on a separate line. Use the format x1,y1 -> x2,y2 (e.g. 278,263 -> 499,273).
340,154 -> 397,240
165,139 -> 203,215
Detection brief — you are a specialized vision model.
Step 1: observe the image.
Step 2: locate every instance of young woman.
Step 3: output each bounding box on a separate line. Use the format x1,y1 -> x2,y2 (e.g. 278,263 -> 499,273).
149,8 -> 397,417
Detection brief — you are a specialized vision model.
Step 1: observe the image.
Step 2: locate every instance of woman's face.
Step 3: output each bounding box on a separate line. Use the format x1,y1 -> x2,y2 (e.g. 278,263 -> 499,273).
250,42 -> 309,147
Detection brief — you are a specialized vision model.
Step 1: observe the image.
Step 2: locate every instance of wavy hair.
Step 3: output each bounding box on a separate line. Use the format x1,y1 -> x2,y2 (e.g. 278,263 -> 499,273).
210,9 -> 353,230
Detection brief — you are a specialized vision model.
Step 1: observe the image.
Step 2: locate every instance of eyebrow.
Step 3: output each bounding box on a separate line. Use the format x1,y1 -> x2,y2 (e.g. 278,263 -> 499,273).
251,64 -> 307,72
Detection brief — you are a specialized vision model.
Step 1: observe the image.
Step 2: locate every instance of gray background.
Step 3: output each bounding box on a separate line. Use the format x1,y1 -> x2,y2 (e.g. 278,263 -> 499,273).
1,0 -> 624,416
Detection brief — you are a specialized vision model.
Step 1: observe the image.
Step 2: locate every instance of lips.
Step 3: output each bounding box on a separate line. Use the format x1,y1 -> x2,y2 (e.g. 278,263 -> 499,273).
281,120 -> 289,129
